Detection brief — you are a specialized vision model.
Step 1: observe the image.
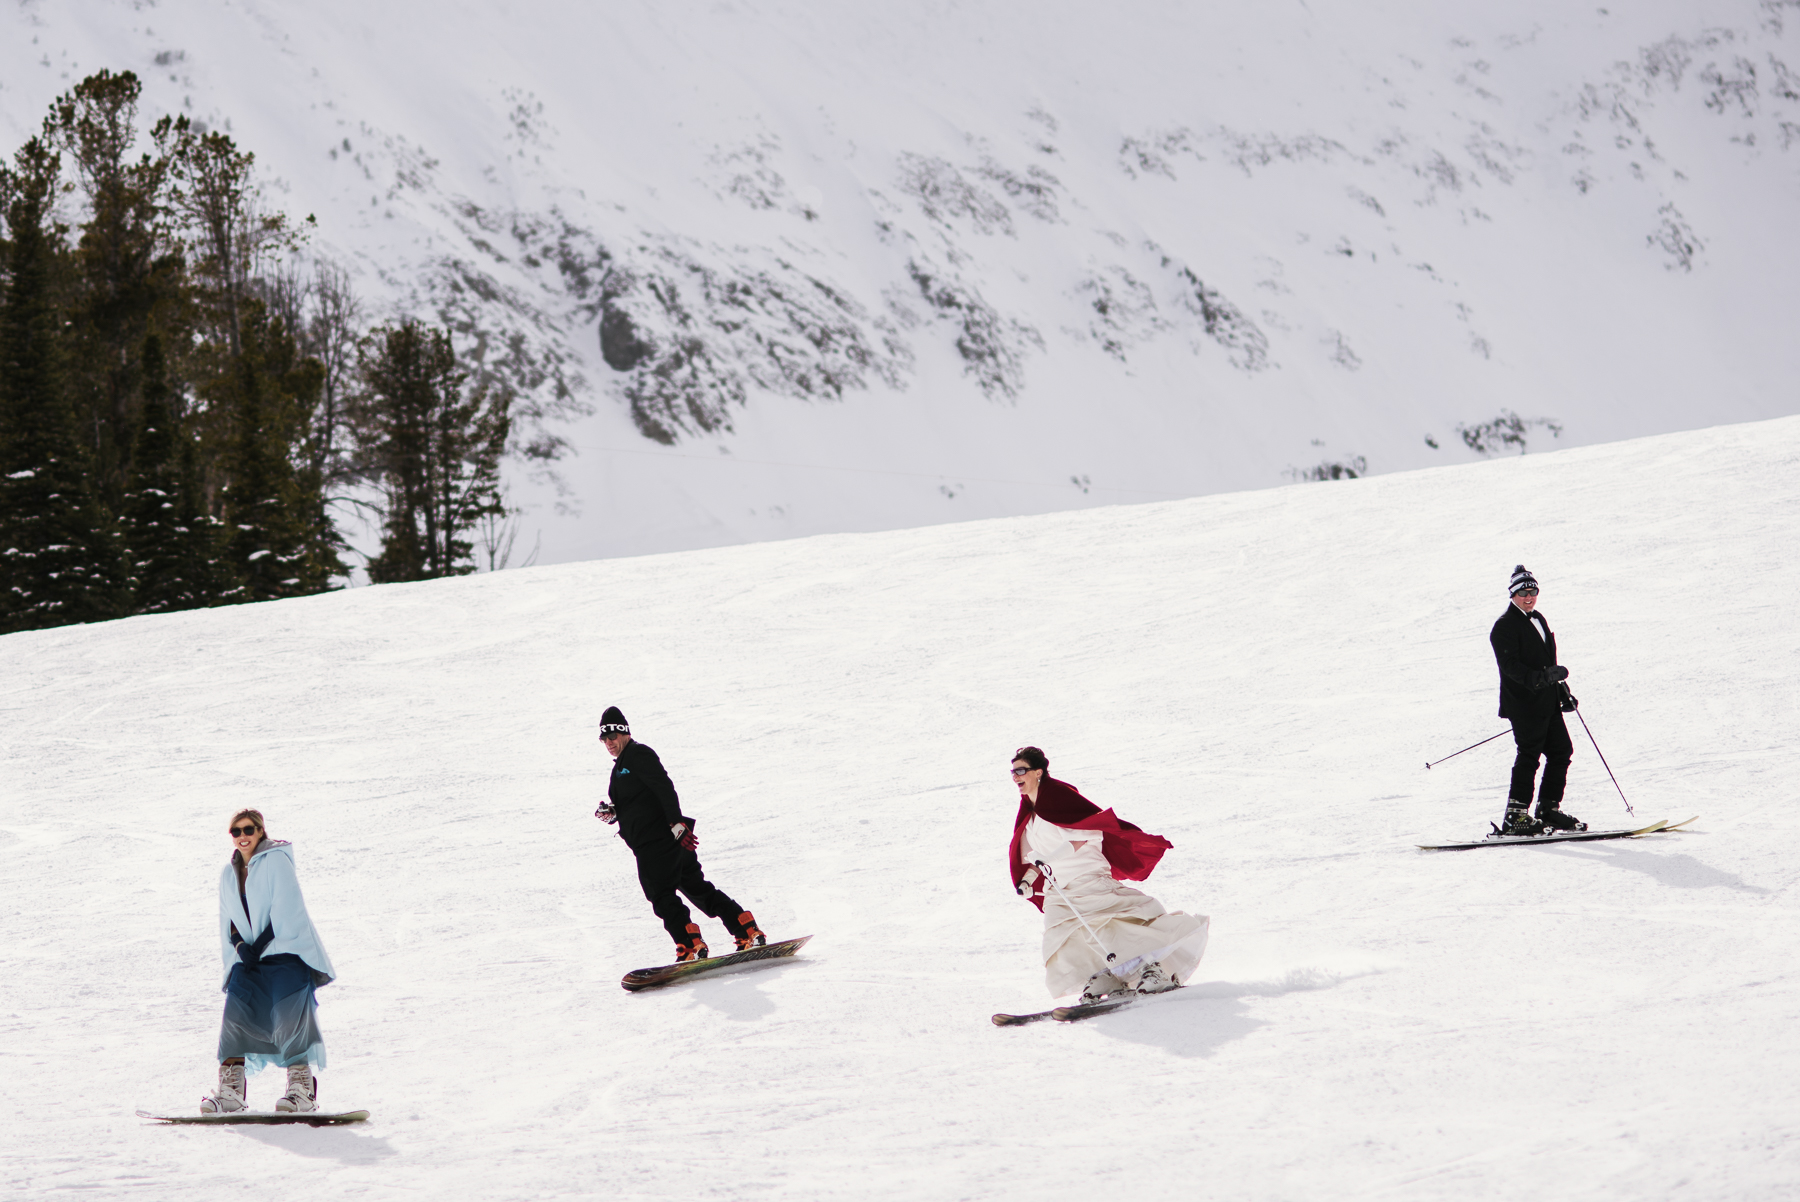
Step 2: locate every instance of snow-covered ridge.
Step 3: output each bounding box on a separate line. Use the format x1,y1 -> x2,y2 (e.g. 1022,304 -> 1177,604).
4,2 -> 1798,563
3,417 -> 1798,1198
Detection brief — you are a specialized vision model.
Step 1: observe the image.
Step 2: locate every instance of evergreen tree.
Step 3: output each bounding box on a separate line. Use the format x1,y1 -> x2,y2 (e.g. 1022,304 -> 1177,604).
300,259 -> 362,495
353,321 -> 511,582
211,302 -> 341,601
0,138 -> 127,631
156,116 -> 294,359
48,69 -> 185,512
122,333 -> 233,611
177,427 -> 241,606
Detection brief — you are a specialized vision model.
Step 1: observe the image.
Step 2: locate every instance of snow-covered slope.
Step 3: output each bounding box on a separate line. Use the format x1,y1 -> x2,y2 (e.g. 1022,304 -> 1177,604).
4,417 -> 1798,1199
4,1 -> 1799,564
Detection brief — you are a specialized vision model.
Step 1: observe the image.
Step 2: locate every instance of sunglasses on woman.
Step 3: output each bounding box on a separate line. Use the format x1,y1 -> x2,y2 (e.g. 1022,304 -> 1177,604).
1010,766 -> 1031,778
229,825 -> 260,838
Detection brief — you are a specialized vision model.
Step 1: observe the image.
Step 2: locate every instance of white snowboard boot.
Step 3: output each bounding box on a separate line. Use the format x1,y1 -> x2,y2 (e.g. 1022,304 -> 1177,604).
200,1061 -> 247,1114
1136,961 -> 1180,994
274,1063 -> 317,1113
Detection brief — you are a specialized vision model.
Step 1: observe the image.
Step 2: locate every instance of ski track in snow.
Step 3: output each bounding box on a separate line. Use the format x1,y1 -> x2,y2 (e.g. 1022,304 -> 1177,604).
3,419 -> 1799,1198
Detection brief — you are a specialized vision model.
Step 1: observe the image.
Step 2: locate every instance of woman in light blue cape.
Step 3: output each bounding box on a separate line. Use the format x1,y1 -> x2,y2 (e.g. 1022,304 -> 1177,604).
201,809 -> 337,1116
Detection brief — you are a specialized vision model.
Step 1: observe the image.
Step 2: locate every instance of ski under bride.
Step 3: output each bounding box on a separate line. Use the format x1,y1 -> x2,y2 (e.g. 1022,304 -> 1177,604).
1008,746 -> 1210,1003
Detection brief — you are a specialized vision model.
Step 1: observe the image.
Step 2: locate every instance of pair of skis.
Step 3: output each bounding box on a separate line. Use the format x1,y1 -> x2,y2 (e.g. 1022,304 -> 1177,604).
992,987 -> 1174,1027
1417,814 -> 1697,851
993,947 -> 1185,1026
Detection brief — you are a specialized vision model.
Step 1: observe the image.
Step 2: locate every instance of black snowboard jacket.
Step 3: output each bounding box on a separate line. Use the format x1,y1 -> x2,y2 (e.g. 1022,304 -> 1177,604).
1490,602 -> 1564,722
607,740 -> 689,853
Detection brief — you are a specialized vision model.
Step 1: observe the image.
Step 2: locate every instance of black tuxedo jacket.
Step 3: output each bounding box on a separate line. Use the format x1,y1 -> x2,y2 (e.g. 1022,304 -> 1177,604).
607,740 -> 687,852
1490,603 -> 1561,721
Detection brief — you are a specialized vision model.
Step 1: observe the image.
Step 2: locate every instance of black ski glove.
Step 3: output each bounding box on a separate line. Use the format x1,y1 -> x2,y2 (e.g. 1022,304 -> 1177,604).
1560,684 -> 1579,712
238,926 -> 275,965
672,821 -> 698,852
1530,665 -> 1570,689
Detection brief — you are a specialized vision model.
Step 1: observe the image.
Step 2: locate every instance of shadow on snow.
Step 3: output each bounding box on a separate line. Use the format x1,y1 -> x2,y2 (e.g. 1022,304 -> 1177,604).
1079,965 -> 1382,1059
1547,838 -> 1771,894
229,1125 -> 400,1164
661,956 -> 815,1021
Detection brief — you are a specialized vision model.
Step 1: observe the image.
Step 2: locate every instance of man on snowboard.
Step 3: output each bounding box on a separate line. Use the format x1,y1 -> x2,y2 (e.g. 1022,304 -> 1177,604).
595,706 -> 765,961
1489,565 -> 1585,836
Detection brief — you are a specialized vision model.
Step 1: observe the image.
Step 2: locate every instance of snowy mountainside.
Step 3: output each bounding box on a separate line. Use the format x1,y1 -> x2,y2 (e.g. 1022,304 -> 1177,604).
3,1 -> 1799,563
3,417 -> 1798,1199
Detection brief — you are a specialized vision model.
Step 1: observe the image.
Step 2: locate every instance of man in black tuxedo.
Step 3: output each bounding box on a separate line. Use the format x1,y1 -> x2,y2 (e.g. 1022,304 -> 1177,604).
594,706 -> 765,962
1489,565 -> 1585,835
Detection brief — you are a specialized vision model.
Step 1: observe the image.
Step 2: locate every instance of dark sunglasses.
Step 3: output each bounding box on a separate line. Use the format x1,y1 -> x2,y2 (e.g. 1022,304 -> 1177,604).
1516,588 -> 1539,597
229,825 -> 260,838
1010,766 -> 1032,777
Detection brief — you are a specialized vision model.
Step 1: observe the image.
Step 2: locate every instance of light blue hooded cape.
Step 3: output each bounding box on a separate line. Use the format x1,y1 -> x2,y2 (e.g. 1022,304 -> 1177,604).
217,839 -> 336,990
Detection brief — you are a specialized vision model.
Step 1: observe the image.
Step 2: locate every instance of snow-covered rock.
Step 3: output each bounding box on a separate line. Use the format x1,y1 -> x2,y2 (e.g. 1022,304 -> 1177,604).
3,1 -> 1797,563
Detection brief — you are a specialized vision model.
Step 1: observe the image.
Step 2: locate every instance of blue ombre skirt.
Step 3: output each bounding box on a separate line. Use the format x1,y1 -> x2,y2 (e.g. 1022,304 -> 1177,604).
218,954 -> 327,1072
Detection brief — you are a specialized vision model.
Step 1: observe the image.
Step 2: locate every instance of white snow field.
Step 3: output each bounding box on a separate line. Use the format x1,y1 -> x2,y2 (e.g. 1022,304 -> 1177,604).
5,1 -> 1800,564
4,417 -> 1799,1200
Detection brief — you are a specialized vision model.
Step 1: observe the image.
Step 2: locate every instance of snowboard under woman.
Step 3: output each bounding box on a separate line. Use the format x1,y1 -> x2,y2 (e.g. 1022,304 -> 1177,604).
1008,746 -> 1209,1003
201,809 -> 337,1114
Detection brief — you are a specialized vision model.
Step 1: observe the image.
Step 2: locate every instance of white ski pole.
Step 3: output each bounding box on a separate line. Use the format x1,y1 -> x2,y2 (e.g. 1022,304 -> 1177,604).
1034,859 -> 1116,966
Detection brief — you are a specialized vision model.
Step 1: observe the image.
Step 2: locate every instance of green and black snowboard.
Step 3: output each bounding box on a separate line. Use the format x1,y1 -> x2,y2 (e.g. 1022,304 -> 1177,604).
621,935 -> 812,992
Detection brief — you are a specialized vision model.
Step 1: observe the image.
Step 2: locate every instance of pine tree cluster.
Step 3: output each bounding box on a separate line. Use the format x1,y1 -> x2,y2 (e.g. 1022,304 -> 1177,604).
0,71 -> 515,635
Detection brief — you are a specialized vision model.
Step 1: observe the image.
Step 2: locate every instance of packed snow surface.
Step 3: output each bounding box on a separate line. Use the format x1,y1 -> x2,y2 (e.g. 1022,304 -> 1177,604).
4,418 -> 1800,1200
4,1 -> 1800,563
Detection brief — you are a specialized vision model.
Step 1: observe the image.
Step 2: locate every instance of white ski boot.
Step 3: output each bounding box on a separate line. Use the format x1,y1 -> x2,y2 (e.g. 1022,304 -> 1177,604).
200,1061 -> 247,1114
1136,961 -> 1180,994
274,1063 -> 317,1113
1080,968 -> 1132,1004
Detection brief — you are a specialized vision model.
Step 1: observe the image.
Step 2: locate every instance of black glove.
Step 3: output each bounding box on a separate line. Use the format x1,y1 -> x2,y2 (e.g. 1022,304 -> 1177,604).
238,926 -> 275,965
672,821 -> 698,852
1560,683 -> 1579,712
1549,665 -> 1569,683
595,803 -> 617,825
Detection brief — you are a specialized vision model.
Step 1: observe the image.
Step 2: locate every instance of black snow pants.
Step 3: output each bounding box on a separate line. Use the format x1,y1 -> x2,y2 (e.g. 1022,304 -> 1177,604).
634,837 -> 746,945
1508,710 -> 1574,809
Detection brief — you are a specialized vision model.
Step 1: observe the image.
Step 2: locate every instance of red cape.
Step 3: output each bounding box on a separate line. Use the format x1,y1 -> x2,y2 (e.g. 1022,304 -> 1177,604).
1008,777 -> 1173,912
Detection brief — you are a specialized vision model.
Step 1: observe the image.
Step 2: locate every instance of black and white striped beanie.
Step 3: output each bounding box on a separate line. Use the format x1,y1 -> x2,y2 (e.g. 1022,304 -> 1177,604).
599,706 -> 630,736
1509,565 -> 1539,597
